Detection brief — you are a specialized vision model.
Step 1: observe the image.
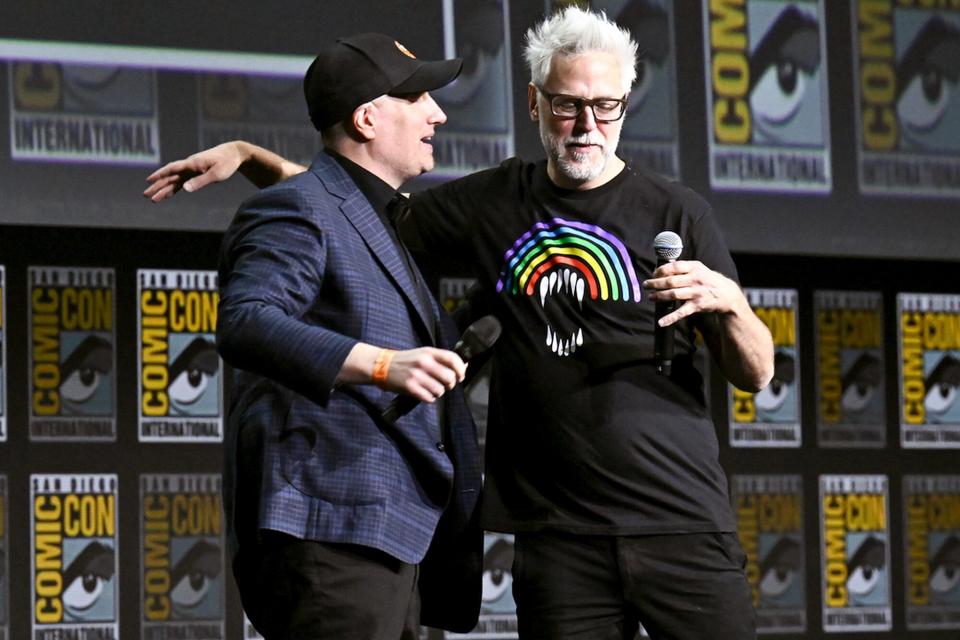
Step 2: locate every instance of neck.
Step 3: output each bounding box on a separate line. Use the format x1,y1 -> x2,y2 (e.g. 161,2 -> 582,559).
328,141 -> 403,190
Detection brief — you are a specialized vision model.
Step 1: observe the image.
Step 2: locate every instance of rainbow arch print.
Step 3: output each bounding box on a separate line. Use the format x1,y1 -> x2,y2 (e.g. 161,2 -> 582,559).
496,218 -> 642,303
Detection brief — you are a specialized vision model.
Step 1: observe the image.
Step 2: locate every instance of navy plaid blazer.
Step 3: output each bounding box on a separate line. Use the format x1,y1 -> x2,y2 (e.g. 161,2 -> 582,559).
218,151 -> 482,631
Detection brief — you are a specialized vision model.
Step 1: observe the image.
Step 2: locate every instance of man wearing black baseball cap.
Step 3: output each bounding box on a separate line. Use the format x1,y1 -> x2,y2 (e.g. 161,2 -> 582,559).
212,34 -> 483,639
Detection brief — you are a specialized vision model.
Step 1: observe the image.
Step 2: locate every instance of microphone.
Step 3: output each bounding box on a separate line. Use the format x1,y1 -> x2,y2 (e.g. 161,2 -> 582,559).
382,315 -> 502,423
653,231 -> 683,376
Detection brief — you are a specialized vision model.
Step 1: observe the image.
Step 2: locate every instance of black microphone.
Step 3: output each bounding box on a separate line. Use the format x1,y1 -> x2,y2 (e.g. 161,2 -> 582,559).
653,231 -> 683,376
382,315 -> 502,422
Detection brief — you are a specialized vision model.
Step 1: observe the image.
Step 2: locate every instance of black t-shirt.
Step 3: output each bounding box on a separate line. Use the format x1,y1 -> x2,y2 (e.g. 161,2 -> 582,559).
411,158 -> 738,534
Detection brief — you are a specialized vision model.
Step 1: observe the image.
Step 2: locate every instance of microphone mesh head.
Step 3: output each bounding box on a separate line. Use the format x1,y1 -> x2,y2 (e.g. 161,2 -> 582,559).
653,231 -> 683,261
457,315 -> 502,360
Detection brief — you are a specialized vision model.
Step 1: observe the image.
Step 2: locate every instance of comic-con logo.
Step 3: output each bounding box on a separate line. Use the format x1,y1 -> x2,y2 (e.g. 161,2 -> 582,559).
823,491 -> 888,609
705,0 -> 830,189
854,2 -> 960,193
481,534 -> 515,615
602,0 -> 680,178
142,477 -> 223,626
902,309 -> 960,426
907,486 -> 960,609
817,302 -> 883,424
496,218 -> 641,357
32,476 -> 117,626
11,62 -> 158,163
739,488 -> 804,611
733,294 -> 798,425
139,270 -> 222,441
30,268 -> 115,439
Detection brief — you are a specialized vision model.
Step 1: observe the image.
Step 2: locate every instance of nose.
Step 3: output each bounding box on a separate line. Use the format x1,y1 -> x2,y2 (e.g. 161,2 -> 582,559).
424,92 -> 447,125
573,104 -> 598,132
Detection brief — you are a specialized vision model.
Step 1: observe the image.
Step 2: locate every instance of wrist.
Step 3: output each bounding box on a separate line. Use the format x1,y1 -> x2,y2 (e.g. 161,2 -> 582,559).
371,349 -> 396,389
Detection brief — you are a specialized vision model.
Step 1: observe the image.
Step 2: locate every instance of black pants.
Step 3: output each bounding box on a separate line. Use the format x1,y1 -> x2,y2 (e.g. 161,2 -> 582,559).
512,531 -> 756,640
235,531 -> 421,640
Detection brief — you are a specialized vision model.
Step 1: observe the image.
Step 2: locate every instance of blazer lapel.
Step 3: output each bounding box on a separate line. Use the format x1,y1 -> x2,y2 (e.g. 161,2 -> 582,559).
312,156 -> 436,345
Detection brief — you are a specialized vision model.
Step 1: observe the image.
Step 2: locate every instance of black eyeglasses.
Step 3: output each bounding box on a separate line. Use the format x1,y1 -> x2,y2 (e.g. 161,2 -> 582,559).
537,87 -> 628,123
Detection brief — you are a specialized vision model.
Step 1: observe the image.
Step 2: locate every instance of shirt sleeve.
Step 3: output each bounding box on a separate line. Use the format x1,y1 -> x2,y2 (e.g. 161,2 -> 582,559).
405,167 -> 500,259
688,198 -> 740,285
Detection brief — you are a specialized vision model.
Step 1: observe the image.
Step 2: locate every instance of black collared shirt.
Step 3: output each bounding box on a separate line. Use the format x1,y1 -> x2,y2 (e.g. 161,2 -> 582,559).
326,149 -> 399,243
326,149 -> 436,343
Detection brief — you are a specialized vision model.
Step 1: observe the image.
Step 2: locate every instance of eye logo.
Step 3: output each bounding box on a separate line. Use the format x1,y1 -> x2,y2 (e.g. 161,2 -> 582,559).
170,540 -> 222,616
32,474 -> 119,637
747,7 -> 822,141
609,0 -> 681,179
896,17 -> 960,141
820,476 -> 892,632
141,474 -> 224,632
138,270 -> 223,442
734,474 -> 807,633
759,536 -> 802,601
60,335 -> 113,412
167,337 -> 219,415
496,218 -> 641,357
704,0 -> 831,192
755,350 -> 797,420
732,289 -> 800,446
62,541 -> 115,621
846,536 -> 886,601
481,537 -> 515,613
28,267 -> 116,441
854,4 -> 960,195
924,354 -> 960,423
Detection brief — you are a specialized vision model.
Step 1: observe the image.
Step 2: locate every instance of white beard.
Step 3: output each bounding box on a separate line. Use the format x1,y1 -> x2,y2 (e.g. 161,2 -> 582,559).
540,120 -> 620,185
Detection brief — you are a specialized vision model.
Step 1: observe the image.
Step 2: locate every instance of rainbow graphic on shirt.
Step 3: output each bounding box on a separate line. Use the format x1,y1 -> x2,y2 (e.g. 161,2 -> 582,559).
496,218 -> 641,303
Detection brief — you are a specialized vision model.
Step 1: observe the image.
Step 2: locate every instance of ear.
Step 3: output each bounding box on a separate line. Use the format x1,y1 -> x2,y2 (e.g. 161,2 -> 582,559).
350,102 -> 377,141
528,83 -> 539,121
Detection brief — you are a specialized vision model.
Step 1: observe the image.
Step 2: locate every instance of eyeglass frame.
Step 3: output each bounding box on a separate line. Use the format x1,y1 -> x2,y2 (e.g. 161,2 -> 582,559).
536,87 -> 629,123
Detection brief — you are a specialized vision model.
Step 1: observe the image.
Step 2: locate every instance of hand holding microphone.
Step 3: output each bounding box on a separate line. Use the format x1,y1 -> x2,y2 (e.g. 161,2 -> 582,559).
651,231 -> 683,376
382,315 -> 502,422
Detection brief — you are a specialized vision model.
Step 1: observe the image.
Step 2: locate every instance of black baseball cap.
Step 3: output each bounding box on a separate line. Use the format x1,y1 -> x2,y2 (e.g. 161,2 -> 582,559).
304,33 -> 463,131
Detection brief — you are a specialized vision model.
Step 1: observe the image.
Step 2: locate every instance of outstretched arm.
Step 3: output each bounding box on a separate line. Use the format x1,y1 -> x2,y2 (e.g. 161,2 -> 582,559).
643,260 -> 774,392
143,141 -> 306,202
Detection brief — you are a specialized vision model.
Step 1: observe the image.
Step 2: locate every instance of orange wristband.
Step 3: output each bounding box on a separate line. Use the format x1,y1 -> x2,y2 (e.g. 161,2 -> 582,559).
372,349 -> 396,389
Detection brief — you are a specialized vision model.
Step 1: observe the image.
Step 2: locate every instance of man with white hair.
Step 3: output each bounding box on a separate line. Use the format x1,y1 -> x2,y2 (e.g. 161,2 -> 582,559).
147,8 -> 773,639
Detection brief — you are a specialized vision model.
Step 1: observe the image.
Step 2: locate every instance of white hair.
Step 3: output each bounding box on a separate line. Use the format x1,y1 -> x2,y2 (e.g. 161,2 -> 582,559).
524,6 -> 638,94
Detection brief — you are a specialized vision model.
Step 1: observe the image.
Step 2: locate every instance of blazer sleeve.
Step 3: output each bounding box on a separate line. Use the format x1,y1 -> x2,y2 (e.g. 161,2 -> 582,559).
217,183 -> 358,406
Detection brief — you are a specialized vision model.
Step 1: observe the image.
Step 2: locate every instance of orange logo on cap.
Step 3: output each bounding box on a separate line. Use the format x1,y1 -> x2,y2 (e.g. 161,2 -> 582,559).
395,41 -> 417,59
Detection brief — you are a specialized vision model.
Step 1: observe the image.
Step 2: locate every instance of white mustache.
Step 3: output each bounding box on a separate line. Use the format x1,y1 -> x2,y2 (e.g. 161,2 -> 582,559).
564,134 -> 605,147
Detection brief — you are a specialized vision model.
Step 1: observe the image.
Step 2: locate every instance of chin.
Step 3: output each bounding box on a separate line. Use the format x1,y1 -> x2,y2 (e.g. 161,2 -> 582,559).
558,159 -> 604,184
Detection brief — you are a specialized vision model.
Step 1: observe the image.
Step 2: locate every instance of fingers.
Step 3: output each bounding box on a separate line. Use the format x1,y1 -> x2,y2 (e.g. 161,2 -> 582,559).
143,175 -> 183,202
183,170 -> 222,193
146,159 -> 193,182
389,348 -> 466,402
657,300 -> 697,327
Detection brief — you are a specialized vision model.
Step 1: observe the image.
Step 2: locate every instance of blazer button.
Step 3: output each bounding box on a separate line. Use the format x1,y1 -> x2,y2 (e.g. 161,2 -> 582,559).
435,442 -> 445,452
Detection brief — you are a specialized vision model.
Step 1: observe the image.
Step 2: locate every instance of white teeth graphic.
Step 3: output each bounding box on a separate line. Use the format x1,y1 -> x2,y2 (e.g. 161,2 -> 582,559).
538,270 -> 588,357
